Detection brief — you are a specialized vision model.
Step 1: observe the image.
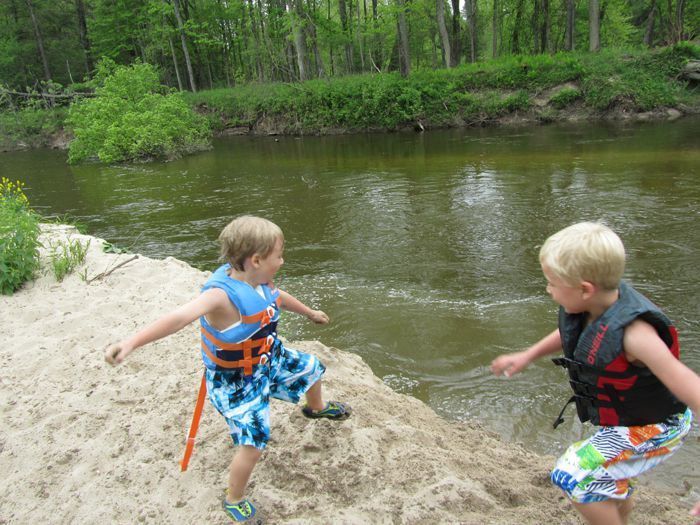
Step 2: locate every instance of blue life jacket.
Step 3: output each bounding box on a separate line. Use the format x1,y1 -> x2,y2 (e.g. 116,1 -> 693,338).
199,264 -> 281,374
552,281 -> 686,428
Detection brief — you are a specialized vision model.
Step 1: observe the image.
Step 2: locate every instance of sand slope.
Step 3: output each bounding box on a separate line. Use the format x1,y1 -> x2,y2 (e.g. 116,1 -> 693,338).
0,225 -> 692,524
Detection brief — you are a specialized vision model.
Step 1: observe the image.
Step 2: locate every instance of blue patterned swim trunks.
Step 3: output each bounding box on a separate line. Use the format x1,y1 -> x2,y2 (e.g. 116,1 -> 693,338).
205,342 -> 325,449
551,409 -> 692,503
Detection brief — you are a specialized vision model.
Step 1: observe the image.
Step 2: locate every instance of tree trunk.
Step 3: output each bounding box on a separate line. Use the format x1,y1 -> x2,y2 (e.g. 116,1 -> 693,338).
589,0 -> 600,52
450,0 -> 461,66
674,0 -> 686,42
74,0 -> 93,75
356,0 -> 365,71
328,0 -> 335,74
338,0 -> 353,71
289,0 -> 308,80
206,51 -> 214,88
168,37 -> 184,90
172,0 -> 197,91
643,0 -> 656,47
491,0 -> 498,58
286,40 -> 297,82
436,0 -> 451,67
372,0 -> 382,69
511,0 -> 523,54
25,0 -> 51,81
466,0 -> 478,62
541,0 -> 550,53
565,0 -> 575,51
307,0 -> 326,77
532,0 -> 540,53
256,0 -> 270,79
246,0 -> 264,81
396,0 -> 410,76
216,4 -> 234,87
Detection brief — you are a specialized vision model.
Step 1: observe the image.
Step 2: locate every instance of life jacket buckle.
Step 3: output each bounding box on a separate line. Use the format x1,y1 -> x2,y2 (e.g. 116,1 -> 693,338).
260,335 -> 275,354
260,305 -> 276,327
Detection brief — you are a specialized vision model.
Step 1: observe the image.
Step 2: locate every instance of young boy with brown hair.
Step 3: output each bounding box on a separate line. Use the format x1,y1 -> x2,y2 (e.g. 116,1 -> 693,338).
491,222 -> 700,525
105,215 -> 351,523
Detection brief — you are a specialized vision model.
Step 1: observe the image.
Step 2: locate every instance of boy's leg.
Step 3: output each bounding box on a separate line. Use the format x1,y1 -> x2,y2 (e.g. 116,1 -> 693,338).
301,378 -> 351,419
573,500 -> 626,525
268,343 -> 351,419
304,379 -> 325,412
617,497 -> 633,524
228,445 -> 263,502
553,412 -> 691,525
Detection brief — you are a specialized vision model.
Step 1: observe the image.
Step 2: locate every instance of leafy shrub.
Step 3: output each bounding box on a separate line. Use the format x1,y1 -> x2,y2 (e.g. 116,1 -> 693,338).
0,178 -> 40,295
67,60 -> 211,163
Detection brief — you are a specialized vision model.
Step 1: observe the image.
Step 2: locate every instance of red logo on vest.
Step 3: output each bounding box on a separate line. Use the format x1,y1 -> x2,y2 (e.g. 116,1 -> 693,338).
587,324 -> 609,364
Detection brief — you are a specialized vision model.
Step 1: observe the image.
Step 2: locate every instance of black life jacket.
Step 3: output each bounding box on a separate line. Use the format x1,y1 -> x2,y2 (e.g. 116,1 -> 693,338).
552,281 -> 686,428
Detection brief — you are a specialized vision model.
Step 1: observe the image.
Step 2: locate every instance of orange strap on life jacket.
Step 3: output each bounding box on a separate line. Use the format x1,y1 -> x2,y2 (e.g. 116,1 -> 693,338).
200,329 -> 275,375
180,371 -> 207,472
240,299 -> 281,325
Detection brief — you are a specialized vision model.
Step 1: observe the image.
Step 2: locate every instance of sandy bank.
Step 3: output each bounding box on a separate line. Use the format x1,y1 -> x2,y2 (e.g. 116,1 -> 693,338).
0,224 -> 693,524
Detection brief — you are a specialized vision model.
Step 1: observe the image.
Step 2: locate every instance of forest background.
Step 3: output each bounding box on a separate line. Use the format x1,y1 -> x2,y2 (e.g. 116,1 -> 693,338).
3,0 -> 698,89
0,0 -> 698,154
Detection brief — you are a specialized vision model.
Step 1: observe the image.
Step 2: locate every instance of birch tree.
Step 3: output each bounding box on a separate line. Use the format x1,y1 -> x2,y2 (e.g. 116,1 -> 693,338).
436,0 -> 451,67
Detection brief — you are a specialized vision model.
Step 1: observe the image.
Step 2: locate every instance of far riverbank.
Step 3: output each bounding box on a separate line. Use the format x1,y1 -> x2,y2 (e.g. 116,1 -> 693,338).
1,44 -> 698,153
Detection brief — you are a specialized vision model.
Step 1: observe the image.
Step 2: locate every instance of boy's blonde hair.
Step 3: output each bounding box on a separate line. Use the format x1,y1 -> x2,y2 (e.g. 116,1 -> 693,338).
219,216 -> 284,271
539,222 -> 625,291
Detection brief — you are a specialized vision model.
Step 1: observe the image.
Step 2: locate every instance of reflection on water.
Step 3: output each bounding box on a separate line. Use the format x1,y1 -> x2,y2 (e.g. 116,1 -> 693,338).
3,118 -> 699,492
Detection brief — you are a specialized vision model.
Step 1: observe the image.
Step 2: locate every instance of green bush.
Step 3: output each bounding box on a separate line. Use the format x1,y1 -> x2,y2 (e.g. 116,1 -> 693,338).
0,178 -> 40,295
67,60 -> 211,163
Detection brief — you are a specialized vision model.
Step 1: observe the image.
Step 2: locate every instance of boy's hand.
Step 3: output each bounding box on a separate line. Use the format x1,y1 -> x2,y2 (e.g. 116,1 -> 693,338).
491,350 -> 531,378
307,309 -> 330,324
104,342 -> 134,365
691,500 -> 700,525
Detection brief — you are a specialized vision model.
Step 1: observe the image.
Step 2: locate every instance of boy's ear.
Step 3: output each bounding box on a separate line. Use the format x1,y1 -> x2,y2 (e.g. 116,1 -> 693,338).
250,253 -> 261,268
581,280 -> 596,299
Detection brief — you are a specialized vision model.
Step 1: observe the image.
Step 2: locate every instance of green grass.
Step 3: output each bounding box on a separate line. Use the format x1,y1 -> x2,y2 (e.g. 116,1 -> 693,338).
49,237 -> 90,281
0,107 -> 68,149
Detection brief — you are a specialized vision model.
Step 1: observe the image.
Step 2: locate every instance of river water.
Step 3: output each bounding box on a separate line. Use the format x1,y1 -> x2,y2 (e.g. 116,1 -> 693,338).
2,118 -> 699,492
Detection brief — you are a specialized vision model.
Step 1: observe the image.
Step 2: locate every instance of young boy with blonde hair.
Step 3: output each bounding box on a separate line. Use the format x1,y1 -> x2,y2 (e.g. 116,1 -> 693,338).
105,215 -> 351,523
491,222 -> 700,525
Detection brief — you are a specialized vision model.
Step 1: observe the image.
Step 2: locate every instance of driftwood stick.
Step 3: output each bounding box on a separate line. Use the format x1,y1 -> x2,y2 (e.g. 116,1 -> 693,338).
87,255 -> 138,283
1,90 -> 95,99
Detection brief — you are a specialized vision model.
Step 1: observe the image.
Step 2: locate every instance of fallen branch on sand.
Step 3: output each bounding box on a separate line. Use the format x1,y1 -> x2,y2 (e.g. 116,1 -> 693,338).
87,255 -> 138,283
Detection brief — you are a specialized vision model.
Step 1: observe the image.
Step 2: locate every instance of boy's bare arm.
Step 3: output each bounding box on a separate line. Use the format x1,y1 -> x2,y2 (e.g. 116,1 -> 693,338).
624,320 -> 700,415
105,288 -> 229,365
491,329 -> 562,377
278,289 -> 329,324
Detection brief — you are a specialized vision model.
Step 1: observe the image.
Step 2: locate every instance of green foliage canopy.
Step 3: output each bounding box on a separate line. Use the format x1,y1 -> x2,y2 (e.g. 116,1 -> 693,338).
67,61 -> 211,163
1,0 -> 698,91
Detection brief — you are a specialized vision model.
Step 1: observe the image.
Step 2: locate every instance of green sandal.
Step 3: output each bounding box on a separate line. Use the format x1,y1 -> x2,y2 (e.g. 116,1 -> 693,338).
223,499 -> 261,523
301,400 -> 352,420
